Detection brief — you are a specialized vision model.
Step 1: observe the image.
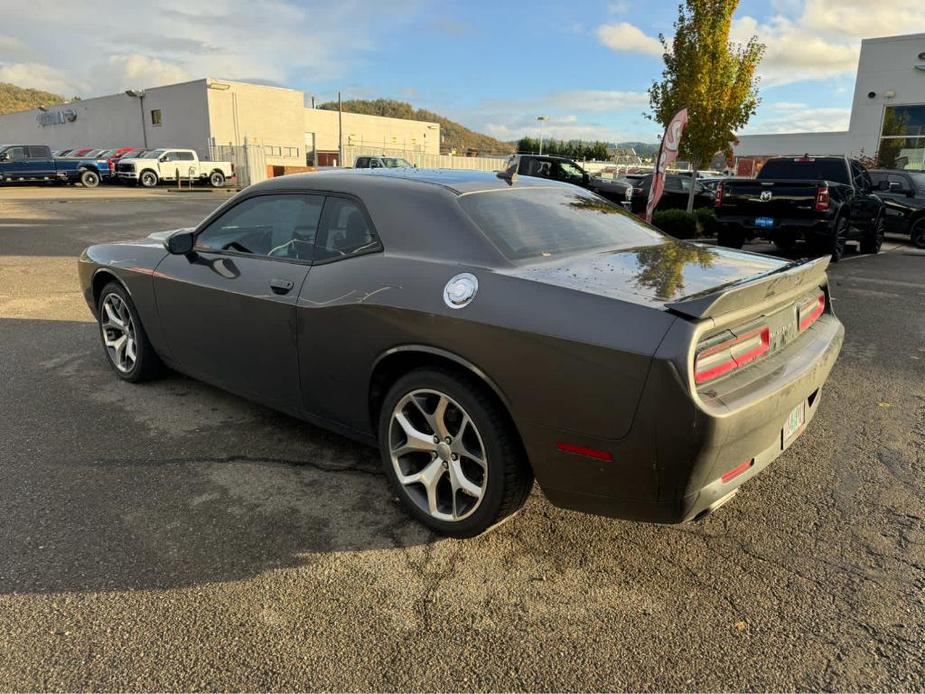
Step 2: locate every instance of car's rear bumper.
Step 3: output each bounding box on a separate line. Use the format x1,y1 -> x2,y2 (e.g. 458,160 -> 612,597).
527,315 -> 844,523
716,215 -> 834,236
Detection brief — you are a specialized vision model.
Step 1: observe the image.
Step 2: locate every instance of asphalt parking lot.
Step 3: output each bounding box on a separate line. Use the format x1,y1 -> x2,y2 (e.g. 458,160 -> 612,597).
1,186 -> 924,691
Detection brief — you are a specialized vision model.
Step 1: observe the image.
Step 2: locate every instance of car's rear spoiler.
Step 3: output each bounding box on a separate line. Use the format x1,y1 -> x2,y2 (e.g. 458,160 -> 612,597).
666,255 -> 830,320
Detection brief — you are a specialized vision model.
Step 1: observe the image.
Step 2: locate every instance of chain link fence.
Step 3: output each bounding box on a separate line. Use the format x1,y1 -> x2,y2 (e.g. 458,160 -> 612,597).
342,145 -> 509,172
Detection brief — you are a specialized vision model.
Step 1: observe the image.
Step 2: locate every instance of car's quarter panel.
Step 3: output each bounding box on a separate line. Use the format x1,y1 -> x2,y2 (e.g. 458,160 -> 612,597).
152,252 -> 310,413
296,253 -> 678,496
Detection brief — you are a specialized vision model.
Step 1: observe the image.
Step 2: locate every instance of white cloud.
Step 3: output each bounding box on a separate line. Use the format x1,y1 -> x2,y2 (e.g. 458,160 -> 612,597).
733,0 -> 925,86
0,0 -> 423,97
548,90 -> 650,112
596,22 -> 663,57
742,106 -> 851,134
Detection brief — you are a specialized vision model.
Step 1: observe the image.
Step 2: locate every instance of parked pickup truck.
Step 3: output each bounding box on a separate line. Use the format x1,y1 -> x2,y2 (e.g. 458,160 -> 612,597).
0,144 -> 106,187
115,148 -> 233,187
508,154 -> 634,206
714,156 -> 885,261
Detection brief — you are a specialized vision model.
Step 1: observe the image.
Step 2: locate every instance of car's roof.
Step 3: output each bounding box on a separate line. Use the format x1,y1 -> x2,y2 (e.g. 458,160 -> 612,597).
249,168 -> 571,196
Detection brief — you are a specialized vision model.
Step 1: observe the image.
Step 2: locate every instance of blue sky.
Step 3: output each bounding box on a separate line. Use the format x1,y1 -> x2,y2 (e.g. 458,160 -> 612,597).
1,0 -> 922,144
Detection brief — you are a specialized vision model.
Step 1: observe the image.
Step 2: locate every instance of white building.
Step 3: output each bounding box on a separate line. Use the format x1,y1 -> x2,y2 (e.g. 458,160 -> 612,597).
736,33 -> 925,170
0,78 -> 440,168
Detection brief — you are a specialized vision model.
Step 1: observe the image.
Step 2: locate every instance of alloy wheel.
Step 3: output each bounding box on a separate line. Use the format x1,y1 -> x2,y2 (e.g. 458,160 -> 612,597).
100,293 -> 137,373
388,389 -> 488,522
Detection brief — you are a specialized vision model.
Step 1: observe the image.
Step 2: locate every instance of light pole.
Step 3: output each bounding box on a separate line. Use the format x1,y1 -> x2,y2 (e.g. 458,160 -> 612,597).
537,115 -> 549,154
125,89 -> 147,148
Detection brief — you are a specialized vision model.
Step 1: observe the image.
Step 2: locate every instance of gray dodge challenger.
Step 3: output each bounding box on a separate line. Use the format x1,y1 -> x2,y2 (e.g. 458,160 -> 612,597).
79,169 -> 844,537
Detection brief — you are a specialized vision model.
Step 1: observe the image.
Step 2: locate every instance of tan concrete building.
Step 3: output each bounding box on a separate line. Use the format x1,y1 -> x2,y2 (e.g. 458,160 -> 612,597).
0,77 -> 440,168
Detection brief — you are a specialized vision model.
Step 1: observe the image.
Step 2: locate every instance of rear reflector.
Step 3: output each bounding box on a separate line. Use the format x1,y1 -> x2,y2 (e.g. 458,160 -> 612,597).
798,291 -> 825,331
695,325 -> 770,384
722,459 -> 754,483
556,442 -> 613,462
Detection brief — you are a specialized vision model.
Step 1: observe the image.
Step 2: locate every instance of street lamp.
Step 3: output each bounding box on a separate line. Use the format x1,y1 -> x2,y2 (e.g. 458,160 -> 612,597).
536,115 -> 549,155
125,89 -> 147,148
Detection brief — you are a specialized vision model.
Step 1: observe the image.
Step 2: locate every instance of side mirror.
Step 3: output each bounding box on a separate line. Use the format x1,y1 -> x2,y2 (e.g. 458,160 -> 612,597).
164,229 -> 195,255
159,155 -> 169,162
0,153 -> 7,162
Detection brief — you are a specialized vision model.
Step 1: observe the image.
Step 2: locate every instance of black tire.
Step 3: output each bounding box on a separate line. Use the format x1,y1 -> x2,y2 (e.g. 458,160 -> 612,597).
860,215 -> 885,255
139,170 -> 158,188
378,367 -> 533,538
97,281 -> 163,383
817,216 -> 848,262
80,169 -> 100,188
911,219 -> 925,249
717,225 -> 745,249
209,171 -> 225,187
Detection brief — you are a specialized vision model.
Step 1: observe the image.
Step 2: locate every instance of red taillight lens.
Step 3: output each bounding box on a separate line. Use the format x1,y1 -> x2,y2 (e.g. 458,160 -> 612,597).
815,185 -> 829,212
721,459 -> 755,483
695,325 -> 770,384
798,291 -> 825,331
108,158 -> 115,172
714,181 -> 724,208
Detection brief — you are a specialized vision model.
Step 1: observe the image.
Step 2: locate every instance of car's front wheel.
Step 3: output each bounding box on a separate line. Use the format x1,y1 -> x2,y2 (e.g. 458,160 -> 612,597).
139,170 -> 158,188
97,282 -> 162,382
911,219 -> 925,249
860,215 -> 885,255
378,367 -> 533,537
80,170 -> 100,188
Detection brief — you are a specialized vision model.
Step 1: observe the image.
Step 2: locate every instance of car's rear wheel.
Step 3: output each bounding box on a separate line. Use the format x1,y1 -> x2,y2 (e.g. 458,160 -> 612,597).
97,282 -> 162,382
139,170 -> 158,188
209,171 -> 225,187
80,170 -> 100,188
911,219 -> 925,249
717,225 -> 745,249
860,215 -> 885,255
818,216 -> 849,262
378,368 -> 532,537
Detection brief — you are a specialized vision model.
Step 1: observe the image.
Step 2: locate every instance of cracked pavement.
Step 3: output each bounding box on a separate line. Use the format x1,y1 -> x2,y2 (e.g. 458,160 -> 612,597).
1,189 -> 923,690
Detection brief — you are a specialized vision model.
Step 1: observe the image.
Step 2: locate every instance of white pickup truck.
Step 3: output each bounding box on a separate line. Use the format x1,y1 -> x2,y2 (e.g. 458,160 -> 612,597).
115,148 -> 234,188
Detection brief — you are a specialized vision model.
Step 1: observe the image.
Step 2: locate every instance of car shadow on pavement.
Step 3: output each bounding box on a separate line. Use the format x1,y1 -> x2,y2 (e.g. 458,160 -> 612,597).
0,318 -> 437,596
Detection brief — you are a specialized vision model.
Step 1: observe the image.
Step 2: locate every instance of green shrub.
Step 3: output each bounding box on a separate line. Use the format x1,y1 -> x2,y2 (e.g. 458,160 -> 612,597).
652,209 -> 698,239
694,207 -> 721,238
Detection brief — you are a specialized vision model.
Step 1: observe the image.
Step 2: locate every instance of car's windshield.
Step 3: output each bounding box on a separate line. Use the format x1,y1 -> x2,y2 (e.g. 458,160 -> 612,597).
384,158 -> 412,168
459,188 -> 662,262
147,149 -> 166,158
121,150 -> 146,159
759,158 -> 850,185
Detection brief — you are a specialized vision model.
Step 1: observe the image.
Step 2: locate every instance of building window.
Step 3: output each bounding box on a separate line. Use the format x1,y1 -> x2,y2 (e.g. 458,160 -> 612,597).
151,109 -> 162,127
263,145 -> 283,156
879,104 -> 925,170
285,147 -> 299,157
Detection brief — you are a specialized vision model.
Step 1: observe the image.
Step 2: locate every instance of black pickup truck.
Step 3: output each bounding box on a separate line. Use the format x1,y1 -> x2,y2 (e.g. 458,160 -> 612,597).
714,156 -> 885,261
508,154 -> 633,206
869,169 -> 925,248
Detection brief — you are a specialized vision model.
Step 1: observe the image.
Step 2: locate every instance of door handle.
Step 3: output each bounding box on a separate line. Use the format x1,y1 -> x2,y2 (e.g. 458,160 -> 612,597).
269,278 -> 294,295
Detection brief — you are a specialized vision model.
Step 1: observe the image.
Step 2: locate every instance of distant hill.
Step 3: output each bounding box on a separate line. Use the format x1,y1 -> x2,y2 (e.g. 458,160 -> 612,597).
317,98 -> 514,156
0,83 -> 66,115
617,141 -> 660,157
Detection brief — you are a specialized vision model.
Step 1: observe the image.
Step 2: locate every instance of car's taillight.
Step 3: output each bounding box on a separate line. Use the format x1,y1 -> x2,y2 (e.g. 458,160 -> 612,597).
695,325 -> 770,384
815,185 -> 829,212
714,181 -> 724,207
798,291 -> 825,331
108,158 -> 115,172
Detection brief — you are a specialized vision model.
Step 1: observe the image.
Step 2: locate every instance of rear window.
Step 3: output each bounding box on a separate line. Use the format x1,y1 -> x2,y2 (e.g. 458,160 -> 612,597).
758,159 -> 850,185
459,188 -> 662,262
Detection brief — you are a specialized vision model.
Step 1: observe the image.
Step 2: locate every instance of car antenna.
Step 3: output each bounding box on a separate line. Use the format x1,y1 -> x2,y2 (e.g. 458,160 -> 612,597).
497,161 -> 518,185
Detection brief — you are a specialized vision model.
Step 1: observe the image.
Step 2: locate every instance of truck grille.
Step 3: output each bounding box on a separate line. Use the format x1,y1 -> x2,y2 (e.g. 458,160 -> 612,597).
116,162 -> 135,173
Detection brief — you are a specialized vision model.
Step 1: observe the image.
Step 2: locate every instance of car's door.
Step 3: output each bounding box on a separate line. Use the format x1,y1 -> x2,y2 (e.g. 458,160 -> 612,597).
848,161 -> 879,235
877,173 -> 916,233
296,194 -> 383,428
156,151 -> 178,179
0,147 -> 30,180
154,192 -> 324,411
27,146 -> 55,179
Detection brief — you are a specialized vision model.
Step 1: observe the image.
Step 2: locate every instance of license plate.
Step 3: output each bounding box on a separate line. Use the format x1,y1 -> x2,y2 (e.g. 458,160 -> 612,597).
755,216 -> 774,228
783,402 -> 806,445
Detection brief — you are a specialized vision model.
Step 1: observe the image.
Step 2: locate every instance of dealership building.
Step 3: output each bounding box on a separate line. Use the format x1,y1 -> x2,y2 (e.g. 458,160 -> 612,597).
735,33 -> 925,170
0,78 -> 440,168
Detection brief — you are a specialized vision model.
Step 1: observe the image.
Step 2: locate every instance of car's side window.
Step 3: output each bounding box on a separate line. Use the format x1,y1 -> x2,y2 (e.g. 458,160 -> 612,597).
177,151 -> 195,161
356,157 -> 368,168
314,196 -> 381,262
4,147 -> 25,161
196,194 -> 324,262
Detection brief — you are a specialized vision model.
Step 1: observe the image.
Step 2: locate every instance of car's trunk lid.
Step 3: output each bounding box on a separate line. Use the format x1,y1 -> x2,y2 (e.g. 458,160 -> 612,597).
719,179 -> 822,219
507,239 -> 807,317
